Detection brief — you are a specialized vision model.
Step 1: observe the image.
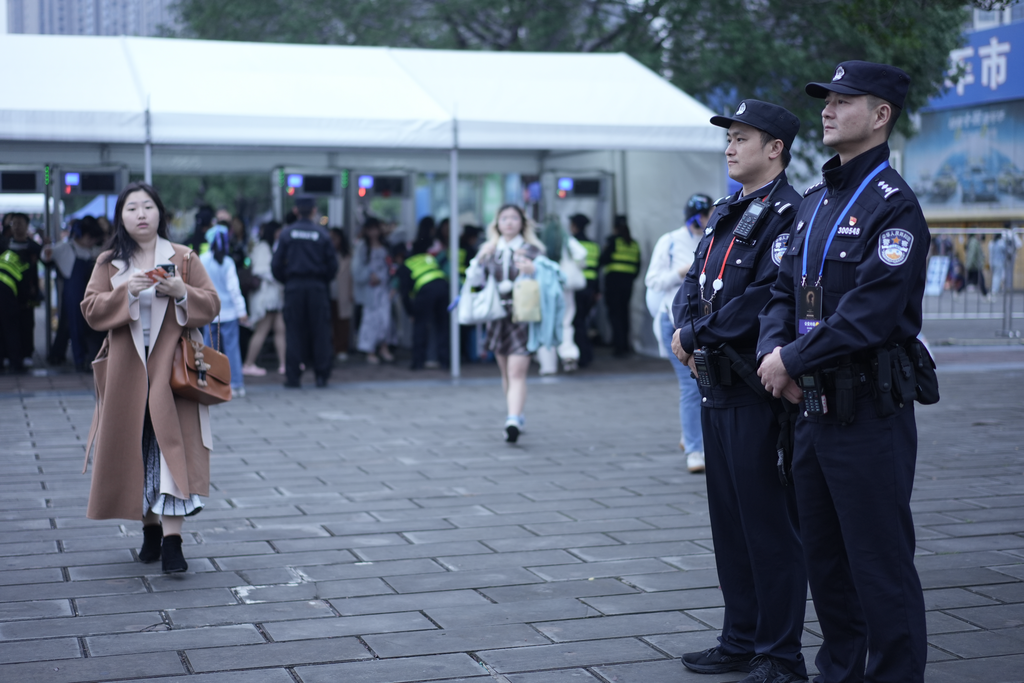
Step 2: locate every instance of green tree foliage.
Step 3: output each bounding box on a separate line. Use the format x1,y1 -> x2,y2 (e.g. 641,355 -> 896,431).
173,0 -> 1010,157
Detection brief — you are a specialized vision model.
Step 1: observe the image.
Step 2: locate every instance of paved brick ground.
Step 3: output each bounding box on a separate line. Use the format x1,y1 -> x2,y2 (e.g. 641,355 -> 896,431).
1,343 -> 1023,683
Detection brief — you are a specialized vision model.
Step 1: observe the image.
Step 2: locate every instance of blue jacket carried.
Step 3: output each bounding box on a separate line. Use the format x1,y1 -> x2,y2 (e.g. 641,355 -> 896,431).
527,255 -> 566,352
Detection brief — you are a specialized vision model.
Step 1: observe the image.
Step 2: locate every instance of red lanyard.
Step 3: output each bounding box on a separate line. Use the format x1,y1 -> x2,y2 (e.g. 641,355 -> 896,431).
699,233 -> 737,301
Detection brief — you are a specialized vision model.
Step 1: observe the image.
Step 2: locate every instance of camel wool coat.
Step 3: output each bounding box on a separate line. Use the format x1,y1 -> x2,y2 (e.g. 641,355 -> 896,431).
81,239 -> 220,521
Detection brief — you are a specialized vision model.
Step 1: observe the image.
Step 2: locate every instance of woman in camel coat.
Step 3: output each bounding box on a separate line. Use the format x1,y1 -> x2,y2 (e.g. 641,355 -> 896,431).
82,182 -> 220,574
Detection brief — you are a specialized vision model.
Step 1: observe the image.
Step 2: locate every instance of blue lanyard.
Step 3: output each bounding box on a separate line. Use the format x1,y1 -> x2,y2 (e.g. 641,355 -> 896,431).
801,160 -> 889,285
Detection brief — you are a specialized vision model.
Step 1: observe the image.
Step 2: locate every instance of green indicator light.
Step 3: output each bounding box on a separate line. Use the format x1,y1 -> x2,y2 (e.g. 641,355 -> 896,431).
278,169 -> 285,187
340,170 -> 349,189
44,165 -> 50,186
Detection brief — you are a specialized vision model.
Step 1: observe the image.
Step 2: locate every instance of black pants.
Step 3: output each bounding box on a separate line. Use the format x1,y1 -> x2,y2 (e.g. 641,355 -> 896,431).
966,268 -> 988,295
573,287 -> 596,367
283,280 -> 332,384
702,401 -> 807,676
0,290 -> 28,371
412,279 -> 450,369
794,400 -> 925,683
604,272 -> 635,356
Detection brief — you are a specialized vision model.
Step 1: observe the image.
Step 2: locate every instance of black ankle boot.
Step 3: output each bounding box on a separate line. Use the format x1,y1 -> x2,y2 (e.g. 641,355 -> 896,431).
161,535 -> 188,574
138,524 -> 162,563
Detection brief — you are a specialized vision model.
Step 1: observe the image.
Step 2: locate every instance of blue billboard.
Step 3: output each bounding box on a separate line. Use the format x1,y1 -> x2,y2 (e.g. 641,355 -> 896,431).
904,100 -> 1024,213
928,22 -> 1024,111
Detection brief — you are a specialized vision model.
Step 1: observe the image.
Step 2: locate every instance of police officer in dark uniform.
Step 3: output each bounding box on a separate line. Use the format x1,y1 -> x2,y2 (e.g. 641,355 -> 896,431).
600,215 -> 641,357
271,197 -> 338,388
757,62 -> 929,683
671,100 -> 807,683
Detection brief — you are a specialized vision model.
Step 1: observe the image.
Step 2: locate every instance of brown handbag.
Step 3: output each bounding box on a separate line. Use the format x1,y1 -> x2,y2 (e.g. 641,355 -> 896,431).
169,252 -> 232,405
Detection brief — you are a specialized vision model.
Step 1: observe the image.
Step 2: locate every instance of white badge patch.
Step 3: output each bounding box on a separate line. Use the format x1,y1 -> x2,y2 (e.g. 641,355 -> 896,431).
772,234 -> 790,266
833,65 -> 845,81
878,229 -> 913,267
736,102 -> 747,115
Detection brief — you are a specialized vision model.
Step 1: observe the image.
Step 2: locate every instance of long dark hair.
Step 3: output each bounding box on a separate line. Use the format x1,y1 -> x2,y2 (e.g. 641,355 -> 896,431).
103,182 -> 169,264
208,226 -> 229,265
259,220 -> 281,246
330,227 -> 350,258
360,217 -> 383,264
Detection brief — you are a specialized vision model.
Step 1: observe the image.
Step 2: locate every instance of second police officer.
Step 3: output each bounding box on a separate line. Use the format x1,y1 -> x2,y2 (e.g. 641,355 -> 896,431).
271,196 -> 339,388
757,61 -> 931,683
672,100 -> 808,683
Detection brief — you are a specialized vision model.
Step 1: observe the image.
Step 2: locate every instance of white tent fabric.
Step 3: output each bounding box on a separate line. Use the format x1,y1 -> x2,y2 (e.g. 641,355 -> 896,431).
0,35 -> 720,152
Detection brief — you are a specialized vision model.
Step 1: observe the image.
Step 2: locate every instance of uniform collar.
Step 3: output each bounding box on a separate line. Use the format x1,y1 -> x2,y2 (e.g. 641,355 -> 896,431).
822,142 -> 891,194
726,171 -> 788,209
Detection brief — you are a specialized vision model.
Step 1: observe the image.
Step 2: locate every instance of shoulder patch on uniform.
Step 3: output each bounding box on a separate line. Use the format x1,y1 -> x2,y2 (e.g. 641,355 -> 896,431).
874,177 -> 902,200
771,233 -> 790,266
713,195 -> 731,206
774,202 -> 792,215
878,229 -> 913,266
803,180 -> 825,197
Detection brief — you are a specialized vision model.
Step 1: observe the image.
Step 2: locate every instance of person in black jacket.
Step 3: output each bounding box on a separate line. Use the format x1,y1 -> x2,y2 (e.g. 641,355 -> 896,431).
271,196 -> 338,388
398,235 -> 449,370
672,100 -> 807,683
757,61 -> 928,683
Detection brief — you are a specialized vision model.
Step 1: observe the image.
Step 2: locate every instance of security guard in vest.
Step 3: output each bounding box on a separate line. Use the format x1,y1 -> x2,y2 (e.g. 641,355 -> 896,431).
569,214 -> 599,367
271,196 -> 338,388
672,100 -> 807,683
757,62 -> 930,683
400,237 -> 450,370
599,215 -> 641,357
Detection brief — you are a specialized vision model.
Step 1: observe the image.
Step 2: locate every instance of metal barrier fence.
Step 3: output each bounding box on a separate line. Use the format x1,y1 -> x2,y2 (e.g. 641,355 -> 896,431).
925,227 -> 1023,337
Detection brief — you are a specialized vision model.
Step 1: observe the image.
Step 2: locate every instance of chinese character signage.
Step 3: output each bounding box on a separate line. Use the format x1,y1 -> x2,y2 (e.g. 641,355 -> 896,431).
904,101 -> 1024,215
929,22 -> 1022,111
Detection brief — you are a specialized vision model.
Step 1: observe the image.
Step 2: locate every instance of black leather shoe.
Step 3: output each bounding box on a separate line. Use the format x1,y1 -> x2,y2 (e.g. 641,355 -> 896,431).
161,534 -> 188,573
138,524 -> 162,563
681,646 -> 756,674
315,376 -> 328,388
738,656 -> 808,683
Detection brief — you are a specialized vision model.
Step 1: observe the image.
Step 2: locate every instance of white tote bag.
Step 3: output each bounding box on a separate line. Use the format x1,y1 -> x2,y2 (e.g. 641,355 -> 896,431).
457,275 -> 506,325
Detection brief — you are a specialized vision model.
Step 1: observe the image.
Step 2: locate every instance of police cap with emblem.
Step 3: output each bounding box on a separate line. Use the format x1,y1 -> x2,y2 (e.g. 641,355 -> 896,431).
806,60 -> 910,112
710,99 -> 800,151
294,195 -> 316,214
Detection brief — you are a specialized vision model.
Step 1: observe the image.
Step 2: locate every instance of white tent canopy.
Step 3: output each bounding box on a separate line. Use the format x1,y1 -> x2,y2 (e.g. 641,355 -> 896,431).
0,34 -> 719,153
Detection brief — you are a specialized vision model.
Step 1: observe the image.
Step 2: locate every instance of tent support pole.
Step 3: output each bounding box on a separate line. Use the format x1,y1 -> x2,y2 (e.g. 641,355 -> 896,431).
449,137 -> 461,380
144,103 -> 153,184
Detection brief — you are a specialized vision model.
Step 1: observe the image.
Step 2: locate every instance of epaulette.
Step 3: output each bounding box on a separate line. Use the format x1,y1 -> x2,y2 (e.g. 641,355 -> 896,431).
713,195 -> 731,206
803,180 -> 825,197
773,201 -> 793,215
873,176 -> 902,200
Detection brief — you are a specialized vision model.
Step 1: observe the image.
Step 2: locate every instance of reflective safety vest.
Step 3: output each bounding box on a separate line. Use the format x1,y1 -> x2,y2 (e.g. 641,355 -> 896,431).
0,250 -> 29,296
606,238 -> 640,276
458,248 -> 468,284
406,253 -> 447,295
579,240 -> 599,281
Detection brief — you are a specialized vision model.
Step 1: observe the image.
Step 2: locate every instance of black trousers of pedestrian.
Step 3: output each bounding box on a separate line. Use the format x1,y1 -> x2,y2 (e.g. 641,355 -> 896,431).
702,401 -> 807,677
794,399 -> 925,683
412,279 -> 450,369
966,268 -> 988,295
283,280 -> 332,385
0,290 -> 27,371
573,287 -> 596,367
603,272 -> 634,356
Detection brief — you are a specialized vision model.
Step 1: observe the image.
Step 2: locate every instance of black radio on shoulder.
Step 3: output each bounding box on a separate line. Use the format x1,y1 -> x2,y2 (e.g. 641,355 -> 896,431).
732,180 -> 781,242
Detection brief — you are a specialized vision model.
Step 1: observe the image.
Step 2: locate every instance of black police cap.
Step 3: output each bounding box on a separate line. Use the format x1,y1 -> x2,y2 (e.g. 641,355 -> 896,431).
710,99 -> 800,151
294,195 -> 316,213
806,61 -> 910,111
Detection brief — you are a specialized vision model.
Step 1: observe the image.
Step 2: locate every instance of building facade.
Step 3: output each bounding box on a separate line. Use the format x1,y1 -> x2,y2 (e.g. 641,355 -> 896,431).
6,0 -> 178,37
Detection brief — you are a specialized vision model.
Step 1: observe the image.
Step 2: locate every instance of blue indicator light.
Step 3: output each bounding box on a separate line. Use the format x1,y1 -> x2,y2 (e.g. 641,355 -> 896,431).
358,175 -> 374,189
286,174 -> 304,188
557,177 -> 573,192
65,172 -> 81,186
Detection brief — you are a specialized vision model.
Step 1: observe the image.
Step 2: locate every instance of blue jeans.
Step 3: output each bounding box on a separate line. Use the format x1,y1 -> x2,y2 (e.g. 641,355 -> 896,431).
660,313 -> 703,453
204,319 -> 244,390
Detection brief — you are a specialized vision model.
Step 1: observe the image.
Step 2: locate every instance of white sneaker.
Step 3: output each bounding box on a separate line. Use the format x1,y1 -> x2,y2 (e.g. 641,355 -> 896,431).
231,387 -> 246,399
686,451 -> 705,473
504,416 -> 523,443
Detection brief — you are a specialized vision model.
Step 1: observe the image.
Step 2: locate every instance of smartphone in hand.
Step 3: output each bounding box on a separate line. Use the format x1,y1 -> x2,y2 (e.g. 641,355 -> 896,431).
149,263 -> 176,296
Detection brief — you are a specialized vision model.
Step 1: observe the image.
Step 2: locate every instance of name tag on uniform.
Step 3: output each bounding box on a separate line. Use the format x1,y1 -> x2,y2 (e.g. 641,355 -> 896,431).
798,284 -> 822,336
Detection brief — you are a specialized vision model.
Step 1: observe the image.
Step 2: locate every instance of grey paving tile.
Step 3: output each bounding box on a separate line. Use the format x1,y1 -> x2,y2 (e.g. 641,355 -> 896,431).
86,623 -> 265,656
0,598 -> 72,621
480,578 -> 638,604
478,637 -> 666,673
535,611 -> 706,642
946,602 -> 1024,630
330,589 -> 490,616
126,670 -> 295,683
353,540 -> 492,562
186,637 -> 372,672
928,626 -> 1024,658
483,534 -> 619,553
583,588 -> 725,615
969,581 -> 1024,603
530,558 -> 677,582
74,587 -> 236,616
439,549 -> 580,571
505,671 -> 600,683
426,598 -> 598,629
0,611 -> 165,640
299,558 -> 447,582
0,637 -> 81,665
0,568 -> 64,586
264,611 -> 436,641
403,525 -> 536,545
167,598 -> 336,627
923,587 -> 1001,610
294,652 -> 487,682
0,651 -> 185,683
213,549 -> 358,570
622,569 -> 720,592
592,658 -> 737,683
924,652 -> 1024,683
385,567 -> 543,593
364,623 -> 549,657
918,567 -> 1020,590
